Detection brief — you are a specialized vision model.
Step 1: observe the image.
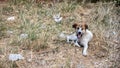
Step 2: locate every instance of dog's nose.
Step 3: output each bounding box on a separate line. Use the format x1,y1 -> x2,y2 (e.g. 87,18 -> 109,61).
78,32 -> 81,34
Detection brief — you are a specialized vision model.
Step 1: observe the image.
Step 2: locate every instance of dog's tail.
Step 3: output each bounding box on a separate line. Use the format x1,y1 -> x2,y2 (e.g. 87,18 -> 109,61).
59,32 -> 68,39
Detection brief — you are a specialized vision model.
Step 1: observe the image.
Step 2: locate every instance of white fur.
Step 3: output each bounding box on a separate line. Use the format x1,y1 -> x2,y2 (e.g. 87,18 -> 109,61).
67,33 -> 77,43
66,33 -> 80,46
59,33 -> 78,45
78,29 -> 93,56
59,32 -> 79,46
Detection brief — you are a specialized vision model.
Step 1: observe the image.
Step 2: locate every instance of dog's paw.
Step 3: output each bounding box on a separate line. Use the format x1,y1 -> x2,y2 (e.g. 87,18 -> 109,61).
83,52 -> 87,56
74,43 -> 80,47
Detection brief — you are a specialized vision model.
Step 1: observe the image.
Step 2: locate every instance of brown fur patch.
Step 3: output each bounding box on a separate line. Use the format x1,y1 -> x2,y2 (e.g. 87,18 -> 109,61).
72,23 -> 88,31
82,23 -> 88,30
72,23 -> 78,29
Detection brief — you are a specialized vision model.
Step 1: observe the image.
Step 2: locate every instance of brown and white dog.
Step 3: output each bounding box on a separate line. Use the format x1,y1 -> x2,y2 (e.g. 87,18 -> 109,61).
72,23 -> 93,56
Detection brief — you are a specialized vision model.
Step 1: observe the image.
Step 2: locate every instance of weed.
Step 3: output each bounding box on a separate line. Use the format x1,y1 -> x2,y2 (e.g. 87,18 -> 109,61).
61,1 -> 77,12
0,22 -> 7,39
0,0 -> 119,68
2,6 -> 13,14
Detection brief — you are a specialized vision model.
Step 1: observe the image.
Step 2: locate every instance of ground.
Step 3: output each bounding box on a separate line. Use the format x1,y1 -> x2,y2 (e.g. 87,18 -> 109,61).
0,1 -> 120,68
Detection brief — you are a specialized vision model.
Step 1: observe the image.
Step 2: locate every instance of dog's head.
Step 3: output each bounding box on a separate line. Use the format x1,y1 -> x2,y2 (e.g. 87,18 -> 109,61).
72,23 -> 88,38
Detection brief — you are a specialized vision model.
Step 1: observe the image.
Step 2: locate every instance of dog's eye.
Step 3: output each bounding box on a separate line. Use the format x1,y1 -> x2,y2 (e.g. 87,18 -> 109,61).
81,28 -> 83,30
77,27 -> 79,29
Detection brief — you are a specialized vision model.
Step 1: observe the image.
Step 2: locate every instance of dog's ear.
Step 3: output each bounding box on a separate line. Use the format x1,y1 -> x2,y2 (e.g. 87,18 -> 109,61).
82,23 -> 88,30
85,24 -> 88,29
72,23 -> 78,29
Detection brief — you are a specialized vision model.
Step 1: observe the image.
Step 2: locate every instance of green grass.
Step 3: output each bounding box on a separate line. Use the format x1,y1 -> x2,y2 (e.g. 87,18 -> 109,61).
0,0 -> 119,68
0,22 -> 7,39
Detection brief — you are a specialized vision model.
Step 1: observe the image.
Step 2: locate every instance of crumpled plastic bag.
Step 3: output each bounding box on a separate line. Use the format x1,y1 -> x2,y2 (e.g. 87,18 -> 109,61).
9,54 -> 24,61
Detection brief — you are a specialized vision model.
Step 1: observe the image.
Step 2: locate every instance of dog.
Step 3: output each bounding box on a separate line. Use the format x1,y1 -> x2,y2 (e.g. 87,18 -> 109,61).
66,33 -> 80,46
72,23 -> 93,56
59,31 -> 80,46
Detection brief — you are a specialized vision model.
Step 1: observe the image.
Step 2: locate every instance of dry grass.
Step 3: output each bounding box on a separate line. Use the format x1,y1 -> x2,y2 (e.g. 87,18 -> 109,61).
0,0 -> 120,68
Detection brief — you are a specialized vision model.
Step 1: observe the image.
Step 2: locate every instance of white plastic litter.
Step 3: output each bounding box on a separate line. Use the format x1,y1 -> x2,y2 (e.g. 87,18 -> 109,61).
20,33 -> 28,39
40,23 -> 46,29
7,30 -> 13,34
59,33 -> 66,39
53,13 -> 62,23
112,31 -> 116,35
7,16 -> 15,21
28,59 -> 32,62
9,54 -> 24,61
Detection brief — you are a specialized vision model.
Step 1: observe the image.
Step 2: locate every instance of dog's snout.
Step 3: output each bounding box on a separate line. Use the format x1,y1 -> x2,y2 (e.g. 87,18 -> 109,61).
78,32 -> 81,34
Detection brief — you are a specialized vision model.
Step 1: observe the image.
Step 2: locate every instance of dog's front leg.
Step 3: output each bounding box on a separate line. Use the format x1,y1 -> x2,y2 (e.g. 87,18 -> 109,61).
74,40 -> 80,47
83,44 -> 88,56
